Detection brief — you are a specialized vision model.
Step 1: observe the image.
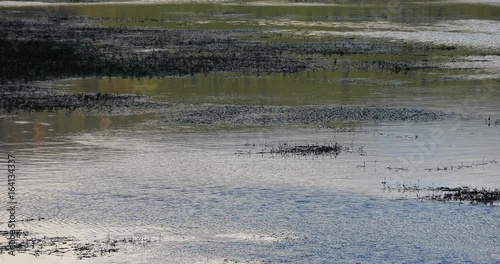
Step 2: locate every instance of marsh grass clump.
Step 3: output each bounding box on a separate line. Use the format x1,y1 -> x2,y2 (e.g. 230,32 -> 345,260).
73,235 -> 158,259
0,230 -> 77,256
382,181 -> 500,205
433,187 -> 500,205
269,141 -> 342,157
238,139 -> 367,158
382,180 -> 421,193
0,227 -> 159,259
424,159 -> 497,172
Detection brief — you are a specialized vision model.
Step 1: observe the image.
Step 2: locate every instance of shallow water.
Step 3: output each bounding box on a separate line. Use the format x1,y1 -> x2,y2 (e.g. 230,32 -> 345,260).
1,0 -> 500,263
55,69 -> 500,115
1,115 -> 500,263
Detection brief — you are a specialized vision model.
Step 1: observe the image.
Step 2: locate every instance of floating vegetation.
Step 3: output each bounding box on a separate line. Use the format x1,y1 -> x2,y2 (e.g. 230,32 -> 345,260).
386,165 -> 409,172
215,232 -> 305,243
237,141 -> 365,158
424,159 -> 498,172
382,180 -> 500,205
0,14 -> 473,84
381,179 -> 421,193
0,228 -> 160,259
73,235 -> 157,260
432,187 -> 500,205
266,141 -> 342,157
221,258 -> 270,264
321,124 -> 359,133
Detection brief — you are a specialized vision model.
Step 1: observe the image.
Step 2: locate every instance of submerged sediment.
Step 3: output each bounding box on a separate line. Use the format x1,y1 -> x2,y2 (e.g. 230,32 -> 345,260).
0,84 -> 159,114
1,83 -> 462,124
0,227 -> 159,259
0,14 -> 480,122
161,104 -> 459,126
0,15 -> 447,83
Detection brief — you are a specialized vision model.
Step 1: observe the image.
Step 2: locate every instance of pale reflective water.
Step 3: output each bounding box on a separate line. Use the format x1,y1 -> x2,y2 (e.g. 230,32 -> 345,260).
1,115 -> 500,263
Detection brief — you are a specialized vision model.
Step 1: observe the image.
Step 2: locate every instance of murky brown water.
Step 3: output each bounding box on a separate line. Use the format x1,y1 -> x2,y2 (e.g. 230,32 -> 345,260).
54,70 -> 500,114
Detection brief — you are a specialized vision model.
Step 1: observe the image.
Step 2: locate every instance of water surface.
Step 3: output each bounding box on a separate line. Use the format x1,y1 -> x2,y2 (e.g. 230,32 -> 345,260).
1,0 -> 500,263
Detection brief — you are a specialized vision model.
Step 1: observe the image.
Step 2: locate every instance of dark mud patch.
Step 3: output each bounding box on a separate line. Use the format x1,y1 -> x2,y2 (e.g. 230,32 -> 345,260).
0,84 -> 161,114
0,38 -> 95,84
1,84 -> 463,123
0,15 -> 455,83
162,104 -> 459,126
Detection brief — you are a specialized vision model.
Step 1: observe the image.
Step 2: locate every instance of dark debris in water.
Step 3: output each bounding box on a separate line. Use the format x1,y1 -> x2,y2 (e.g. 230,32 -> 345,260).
433,187 -> 500,205
382,180 -> 500,205
263,141 -> 343,157
237,141 -> 365,158
0,84 -> 159,114
0,228 -> 160,259
386,165 -> 409,172
424,159 -> 498,172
